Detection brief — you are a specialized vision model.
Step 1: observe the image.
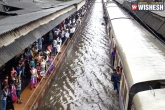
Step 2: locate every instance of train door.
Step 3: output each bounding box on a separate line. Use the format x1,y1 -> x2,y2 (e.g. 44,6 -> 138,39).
120,70 -> 129,110
109,30 -> 113,52
109,32 -> 117,68
112,37 -> 116,67
114,48 -> 119,68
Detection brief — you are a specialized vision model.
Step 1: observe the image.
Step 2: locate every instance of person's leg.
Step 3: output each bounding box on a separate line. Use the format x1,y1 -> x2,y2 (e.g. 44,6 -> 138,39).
18,92 -> 21,103
55,47 -> 57,55
38,44 -> 42,51
112,56 -> 115,67
19,71 -> 22,78
70,33 -> 73,39
53,47 -> 55,55
65,38 -> 68,45
117,84 -> 119,94
30,78 -> 33,89
34,78 -> 37,88
3,100 -> 6,110
18,90 -> 22,103
63,37 -> 66,44
16,90 -> 19,103
22,66 -> 26,77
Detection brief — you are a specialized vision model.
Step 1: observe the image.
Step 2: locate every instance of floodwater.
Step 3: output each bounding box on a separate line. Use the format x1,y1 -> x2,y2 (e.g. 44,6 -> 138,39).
39,1 -> 119,110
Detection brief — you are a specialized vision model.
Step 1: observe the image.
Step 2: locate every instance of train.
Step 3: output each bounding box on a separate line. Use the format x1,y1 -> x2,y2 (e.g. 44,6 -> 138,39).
104,1 -> 165,110
112,0 -> 165,40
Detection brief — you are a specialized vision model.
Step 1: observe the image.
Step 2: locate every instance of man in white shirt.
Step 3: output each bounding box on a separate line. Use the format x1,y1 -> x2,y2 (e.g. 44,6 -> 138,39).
70,26 -> 76,39
52,39 -> 57,55
57,36 -> 62,46
65,30 -> 70,45
56,42 -> 61,54
61,29 -> 65,44
72,18 -> 76,24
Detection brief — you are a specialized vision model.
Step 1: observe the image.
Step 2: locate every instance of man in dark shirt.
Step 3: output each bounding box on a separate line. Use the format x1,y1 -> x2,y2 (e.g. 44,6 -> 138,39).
111,69 -> 117,91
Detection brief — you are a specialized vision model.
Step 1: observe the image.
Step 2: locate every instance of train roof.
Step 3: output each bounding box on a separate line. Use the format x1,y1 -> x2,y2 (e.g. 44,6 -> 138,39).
107,3 -> 165,87
133,89 -> 165,110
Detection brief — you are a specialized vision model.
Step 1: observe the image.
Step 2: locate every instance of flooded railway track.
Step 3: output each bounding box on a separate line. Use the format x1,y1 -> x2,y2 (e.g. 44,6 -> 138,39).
39,0 -> 119,110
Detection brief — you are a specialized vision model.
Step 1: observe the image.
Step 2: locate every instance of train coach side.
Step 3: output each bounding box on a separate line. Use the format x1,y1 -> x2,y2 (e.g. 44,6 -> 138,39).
106,2 -> 165,110
133,88 -> 165,110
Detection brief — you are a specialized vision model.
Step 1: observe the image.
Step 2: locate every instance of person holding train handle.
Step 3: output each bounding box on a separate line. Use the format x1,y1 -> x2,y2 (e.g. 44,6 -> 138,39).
111,69 -> 118,92
111,66 -> 122,95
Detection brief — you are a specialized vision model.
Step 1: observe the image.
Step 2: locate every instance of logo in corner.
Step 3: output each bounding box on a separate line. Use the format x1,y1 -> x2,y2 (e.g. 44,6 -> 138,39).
132,4 -> 138,11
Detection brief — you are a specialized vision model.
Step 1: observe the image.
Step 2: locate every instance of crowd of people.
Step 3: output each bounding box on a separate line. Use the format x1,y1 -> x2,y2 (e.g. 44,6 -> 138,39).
1,4 -> 89,110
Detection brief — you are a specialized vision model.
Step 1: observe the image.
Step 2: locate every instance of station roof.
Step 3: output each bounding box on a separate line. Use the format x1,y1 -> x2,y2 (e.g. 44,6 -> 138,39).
133,89 -> 165,110
107,3 -> 165,87
0,0 -> 83,15
0,0 -> 83,35
0,0 -> 84,66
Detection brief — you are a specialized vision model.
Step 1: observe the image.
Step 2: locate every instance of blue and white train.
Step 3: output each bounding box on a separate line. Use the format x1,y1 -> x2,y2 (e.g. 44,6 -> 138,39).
105,2 -> 165,110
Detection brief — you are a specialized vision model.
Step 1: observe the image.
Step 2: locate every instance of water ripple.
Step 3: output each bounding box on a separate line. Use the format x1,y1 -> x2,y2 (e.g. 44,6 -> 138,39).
39,0 -> 119,110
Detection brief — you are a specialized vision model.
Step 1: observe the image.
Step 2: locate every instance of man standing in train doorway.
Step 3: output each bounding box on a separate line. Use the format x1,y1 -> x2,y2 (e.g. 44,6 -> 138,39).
111,69 -> 118,92
111,69 -> 120,95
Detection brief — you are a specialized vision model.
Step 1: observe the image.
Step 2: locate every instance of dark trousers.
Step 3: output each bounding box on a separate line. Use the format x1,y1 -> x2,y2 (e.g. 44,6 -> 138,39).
70,33 -> 74,39
7,96 -> 14,110
62,37 -> 66,44
65,38 -> 68,45
53,47 -> 57,55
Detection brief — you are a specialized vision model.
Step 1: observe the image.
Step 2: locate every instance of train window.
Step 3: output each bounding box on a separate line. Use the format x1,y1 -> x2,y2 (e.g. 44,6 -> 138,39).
114,56 -> 117,67
116,53 -> 119,66
111,30 -> 113,37
120,73 -> 128,108
109,27 -> 111,35
123,84 -> 127,107
120,62 -> 122,67
121,76 -> 125,98
110,32 -> 113,40
117,58 -> 120,67
112,38 -> 116,48
111,35 -> 114,46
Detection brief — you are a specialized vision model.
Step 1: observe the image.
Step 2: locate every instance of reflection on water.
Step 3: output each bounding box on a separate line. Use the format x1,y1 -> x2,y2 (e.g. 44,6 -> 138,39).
39,1 -> 119,110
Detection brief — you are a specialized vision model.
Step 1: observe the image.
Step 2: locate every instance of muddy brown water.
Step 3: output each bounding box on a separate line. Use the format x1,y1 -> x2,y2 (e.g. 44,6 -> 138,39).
39,1 -> 119,110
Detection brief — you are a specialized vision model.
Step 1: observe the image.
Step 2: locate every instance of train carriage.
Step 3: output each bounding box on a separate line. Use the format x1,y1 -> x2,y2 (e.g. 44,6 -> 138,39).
106,2 -> 165,110
133,89 -> 165,110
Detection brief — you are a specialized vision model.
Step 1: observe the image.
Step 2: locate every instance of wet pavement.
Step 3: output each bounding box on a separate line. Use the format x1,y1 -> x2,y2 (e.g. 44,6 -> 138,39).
39,1 -> 119,110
